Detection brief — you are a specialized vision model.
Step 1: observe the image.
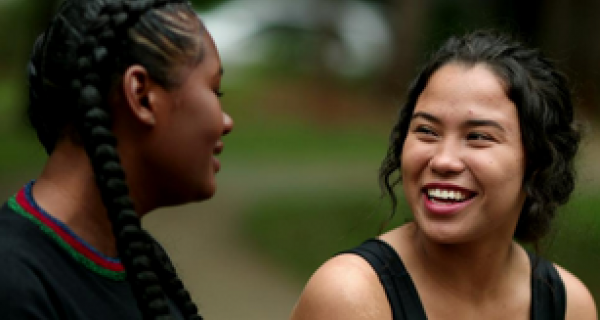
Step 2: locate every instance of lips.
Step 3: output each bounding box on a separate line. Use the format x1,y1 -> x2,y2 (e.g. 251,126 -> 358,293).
213,140 -> 224,155
212,141 -> 224,172
212,156 -> 221,172
421,183 -> 477,215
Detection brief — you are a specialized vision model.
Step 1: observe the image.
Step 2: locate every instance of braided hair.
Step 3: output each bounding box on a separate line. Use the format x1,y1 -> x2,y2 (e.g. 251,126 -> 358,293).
379,30 -> 580,246
28,0 -> 206,319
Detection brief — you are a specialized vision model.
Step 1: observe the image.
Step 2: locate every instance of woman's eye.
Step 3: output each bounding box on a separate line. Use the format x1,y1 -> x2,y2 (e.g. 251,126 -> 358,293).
215,90 -> 224,98
467,132 -> 492,141
415,126 -> 436,136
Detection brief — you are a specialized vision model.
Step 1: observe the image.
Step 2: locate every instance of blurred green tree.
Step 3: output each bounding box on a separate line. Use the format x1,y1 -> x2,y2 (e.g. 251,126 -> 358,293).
367,0 -> 599,118
0,0 -> 60,79
191,0 -> 231,11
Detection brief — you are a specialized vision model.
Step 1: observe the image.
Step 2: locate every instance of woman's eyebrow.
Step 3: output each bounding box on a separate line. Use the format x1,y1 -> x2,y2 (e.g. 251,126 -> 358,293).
464,119 -> 505,132
412,111 -> 506,132
411,111 -> 440,124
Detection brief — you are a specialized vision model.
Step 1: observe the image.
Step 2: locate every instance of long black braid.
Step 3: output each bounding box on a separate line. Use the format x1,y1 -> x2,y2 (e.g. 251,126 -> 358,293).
27,0 -> 206,319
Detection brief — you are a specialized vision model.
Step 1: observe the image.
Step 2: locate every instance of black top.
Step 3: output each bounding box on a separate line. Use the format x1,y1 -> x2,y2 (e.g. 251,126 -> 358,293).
343,238 -> 566,320
0,182 -> 184,319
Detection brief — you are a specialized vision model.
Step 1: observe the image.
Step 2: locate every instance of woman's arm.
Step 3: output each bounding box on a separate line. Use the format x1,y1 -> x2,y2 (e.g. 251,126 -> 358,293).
290,253 -> 391,320
555,264 -> 597,320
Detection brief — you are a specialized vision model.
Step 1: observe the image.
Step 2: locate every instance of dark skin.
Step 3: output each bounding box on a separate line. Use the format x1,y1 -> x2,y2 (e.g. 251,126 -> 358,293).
31,30 -> 232,257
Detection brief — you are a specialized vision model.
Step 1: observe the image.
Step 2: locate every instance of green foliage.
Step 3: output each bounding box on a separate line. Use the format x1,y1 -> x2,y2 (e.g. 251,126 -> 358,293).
0,79 -> 22,115
0,130 -> 46,176
544,194 -> 600,295
241,187 -> 409,282
221,118 -> 388,163
191,0 -> 231,11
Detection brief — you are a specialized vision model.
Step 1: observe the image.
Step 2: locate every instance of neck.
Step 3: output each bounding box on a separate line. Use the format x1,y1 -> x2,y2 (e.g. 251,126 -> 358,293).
32,140 -> 118,257
409,224 -> 520,301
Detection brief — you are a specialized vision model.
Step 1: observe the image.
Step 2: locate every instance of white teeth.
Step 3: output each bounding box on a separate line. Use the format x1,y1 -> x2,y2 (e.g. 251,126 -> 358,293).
427,188 -> 467,201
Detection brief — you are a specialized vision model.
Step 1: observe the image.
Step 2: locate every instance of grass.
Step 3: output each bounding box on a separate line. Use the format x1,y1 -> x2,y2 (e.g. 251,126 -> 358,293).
221,117 -> 389,163
240,182 -> 412,283
241,187 -> 404,282
218,72 -> 393,164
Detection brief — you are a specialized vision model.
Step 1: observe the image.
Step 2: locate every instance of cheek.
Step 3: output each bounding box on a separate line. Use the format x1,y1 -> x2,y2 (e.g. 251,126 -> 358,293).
502,156 -> 526,190
400,138 -> 432,204
470,150 -> 526,191
400,137 -> 430,179
180,95 -> 221,135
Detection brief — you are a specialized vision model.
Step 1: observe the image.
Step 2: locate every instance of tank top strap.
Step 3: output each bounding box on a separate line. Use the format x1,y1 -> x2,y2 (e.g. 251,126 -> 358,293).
528,252 -> 566,320
340,238 -> 427,320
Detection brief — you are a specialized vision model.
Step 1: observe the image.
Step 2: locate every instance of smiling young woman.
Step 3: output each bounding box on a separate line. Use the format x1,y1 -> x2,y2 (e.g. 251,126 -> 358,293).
401,63 -> 527,246
290,30 -> 596,320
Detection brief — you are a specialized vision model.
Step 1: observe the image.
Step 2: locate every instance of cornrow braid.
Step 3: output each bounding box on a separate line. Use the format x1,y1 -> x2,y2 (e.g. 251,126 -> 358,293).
27,0 -> 76,153
27,34 -> 49,152
149,236 -> 201,317
71,1 -> 202,319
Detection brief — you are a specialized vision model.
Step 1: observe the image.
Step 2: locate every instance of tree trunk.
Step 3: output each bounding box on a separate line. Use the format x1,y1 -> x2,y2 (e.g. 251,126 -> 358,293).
379,0 -> 431,100
539,0 -> 599,119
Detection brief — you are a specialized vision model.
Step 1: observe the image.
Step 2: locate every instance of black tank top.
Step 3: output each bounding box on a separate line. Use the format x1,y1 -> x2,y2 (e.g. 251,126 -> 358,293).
343,239 -> 566,320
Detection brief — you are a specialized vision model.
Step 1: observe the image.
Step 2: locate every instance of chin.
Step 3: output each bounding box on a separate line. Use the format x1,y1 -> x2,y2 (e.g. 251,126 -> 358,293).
193,182 -> 217,202
426,233 -> 466,245
417,220 -> 471,245
159,182 -> 217,208
197,188 -> 216,201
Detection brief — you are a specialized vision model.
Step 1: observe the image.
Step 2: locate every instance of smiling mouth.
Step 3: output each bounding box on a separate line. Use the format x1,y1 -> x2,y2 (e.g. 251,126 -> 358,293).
424,188 -> 476,204
214,141 -> 224,155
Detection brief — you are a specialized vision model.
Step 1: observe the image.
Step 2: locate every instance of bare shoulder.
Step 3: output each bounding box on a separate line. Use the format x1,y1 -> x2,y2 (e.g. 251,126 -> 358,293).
290,253 -> 391,320
554,264 -> 598,320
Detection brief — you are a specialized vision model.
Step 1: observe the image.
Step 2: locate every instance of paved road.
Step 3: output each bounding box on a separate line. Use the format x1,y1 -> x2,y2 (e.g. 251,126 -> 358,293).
145,198 -> 302,320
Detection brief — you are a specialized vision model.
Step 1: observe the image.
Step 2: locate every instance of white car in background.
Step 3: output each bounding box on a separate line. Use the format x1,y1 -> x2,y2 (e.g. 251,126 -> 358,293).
200,0 -> 392,78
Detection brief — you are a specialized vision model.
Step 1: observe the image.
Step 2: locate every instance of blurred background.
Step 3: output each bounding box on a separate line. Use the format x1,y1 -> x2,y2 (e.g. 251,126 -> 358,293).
1,0 -> 598,318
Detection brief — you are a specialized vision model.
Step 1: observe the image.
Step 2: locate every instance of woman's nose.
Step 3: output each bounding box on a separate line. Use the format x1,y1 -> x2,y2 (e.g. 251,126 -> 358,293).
222,112 -> 233,136
429,141 -> 465,176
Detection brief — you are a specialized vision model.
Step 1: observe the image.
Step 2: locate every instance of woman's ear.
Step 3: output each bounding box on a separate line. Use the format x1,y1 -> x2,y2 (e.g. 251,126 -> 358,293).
121,65 -> 157,126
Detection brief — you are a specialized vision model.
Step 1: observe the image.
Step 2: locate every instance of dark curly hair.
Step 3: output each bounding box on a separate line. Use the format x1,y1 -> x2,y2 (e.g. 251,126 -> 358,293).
27,0 -> 206,319
379,30 -> 581,244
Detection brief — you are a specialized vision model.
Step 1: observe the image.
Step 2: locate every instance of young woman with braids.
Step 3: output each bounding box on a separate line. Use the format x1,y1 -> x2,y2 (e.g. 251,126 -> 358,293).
0,0 -> 232,319
291,30 -> 597,320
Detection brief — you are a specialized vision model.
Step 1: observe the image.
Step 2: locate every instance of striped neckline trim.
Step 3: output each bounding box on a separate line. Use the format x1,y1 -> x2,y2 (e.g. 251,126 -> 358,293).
9,182 -> 126,281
